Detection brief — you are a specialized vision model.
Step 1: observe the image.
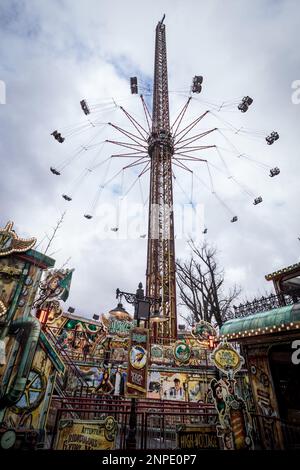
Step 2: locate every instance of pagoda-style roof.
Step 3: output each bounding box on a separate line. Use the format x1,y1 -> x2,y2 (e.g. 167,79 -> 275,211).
0,221 -> 55,269
265,262 -> 300,281
0,221 -> 36,256
220,303 -> 300,340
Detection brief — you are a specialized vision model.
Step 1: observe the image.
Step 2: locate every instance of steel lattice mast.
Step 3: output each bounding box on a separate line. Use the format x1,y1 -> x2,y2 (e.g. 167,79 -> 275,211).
146,16 -> 177,340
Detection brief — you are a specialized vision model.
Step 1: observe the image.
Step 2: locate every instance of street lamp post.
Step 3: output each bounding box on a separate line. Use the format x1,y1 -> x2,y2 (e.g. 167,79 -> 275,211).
114,282 -> 162,449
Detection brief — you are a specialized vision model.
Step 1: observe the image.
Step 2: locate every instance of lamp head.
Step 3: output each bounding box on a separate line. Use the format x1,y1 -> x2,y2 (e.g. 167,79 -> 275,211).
109,302 -> 131,321
150,310 -> 168,323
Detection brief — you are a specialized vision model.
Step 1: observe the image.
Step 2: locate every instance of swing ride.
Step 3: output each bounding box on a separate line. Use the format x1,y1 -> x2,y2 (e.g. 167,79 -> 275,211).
48,22 -> 281,239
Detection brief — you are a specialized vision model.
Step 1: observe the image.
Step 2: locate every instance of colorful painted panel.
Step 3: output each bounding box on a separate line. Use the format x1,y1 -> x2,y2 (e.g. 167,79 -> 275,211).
147,370 -> 215,402
160,372 -> 188,401
78,365 -> 127,396
126,327 -> 149,398
248,348 -> 284,449
176,424 -> 219,449
2,344 -> 56,431
55,418 -> 118,450
56,317 -> 106,358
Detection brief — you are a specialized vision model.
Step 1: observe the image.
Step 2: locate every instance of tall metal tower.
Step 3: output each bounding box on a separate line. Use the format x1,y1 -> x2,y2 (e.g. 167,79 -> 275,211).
146,16 -> 177,340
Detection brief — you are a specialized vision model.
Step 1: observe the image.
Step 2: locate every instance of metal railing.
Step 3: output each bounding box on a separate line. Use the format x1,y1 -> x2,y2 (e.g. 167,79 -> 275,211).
43,326 -> 90,387
230,293 -> 295,318
47,395 -> 217,450
47,394 -> 300,450
143,409 -> 218,449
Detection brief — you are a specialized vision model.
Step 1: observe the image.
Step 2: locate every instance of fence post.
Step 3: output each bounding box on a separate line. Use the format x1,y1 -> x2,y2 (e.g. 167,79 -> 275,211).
50,407 -> 61,450
144,412 -> 148,450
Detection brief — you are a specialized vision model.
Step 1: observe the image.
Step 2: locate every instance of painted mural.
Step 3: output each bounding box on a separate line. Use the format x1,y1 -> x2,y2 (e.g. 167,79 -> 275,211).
34,269 -> 74,310
78,365 -> 127,396
150,339 -> 213,368
0,256 -> 42,325
191,320 -> 217,349
56,317 -> 106,358
209,341 -> 253,450
1,336 -> 64,435
147,370 -> 215,403
247,347 -> 284,449
162,373 -> 186,400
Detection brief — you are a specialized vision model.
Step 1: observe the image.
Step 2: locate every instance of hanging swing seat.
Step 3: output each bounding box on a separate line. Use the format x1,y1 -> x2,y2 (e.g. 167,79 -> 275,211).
80,99 -> 90,115
50,167 -> 61,175
269,167 -> 280,177
266,131 -> 279,145
192,75 -> 203,94
62,194 -> 72,201
51,130 -> 65,143
253,196 -> 263,205
238,96 -> 253,113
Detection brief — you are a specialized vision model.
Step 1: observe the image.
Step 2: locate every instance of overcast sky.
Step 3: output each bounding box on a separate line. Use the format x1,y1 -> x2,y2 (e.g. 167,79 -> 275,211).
0,0 -> 299,320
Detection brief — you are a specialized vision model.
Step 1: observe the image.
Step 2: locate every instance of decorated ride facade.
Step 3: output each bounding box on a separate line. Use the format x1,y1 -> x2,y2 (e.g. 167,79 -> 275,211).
44,308 -> 250,407
0,222 -> 64,450
220,262 -> 300,449
42,305 -> 253,450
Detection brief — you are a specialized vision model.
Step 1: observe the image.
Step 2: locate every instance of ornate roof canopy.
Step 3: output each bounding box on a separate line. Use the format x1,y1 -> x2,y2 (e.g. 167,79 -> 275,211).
265,262 -> 300,281
0,221 -> 36,257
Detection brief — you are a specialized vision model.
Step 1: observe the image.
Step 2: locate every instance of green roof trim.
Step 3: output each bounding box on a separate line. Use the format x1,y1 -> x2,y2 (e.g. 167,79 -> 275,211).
23,249 -> 55,268
220,304 -> 300,337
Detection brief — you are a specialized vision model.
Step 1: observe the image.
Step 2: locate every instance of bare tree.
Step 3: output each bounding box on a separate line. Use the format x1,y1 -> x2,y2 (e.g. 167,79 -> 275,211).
28,212 -> 67,313
176,239 -> 241,327
43,211 -> 66,256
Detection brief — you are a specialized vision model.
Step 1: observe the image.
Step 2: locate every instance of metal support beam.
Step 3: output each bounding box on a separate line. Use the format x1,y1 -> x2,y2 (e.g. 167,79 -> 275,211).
146,19 -> 177,341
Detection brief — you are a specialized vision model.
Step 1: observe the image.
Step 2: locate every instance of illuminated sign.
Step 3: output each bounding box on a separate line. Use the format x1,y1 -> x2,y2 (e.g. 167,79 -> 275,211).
108,319 -> 133,337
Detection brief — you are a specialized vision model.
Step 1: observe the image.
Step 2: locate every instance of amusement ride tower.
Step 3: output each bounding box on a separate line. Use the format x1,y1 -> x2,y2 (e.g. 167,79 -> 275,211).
146,16 -> 177,341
